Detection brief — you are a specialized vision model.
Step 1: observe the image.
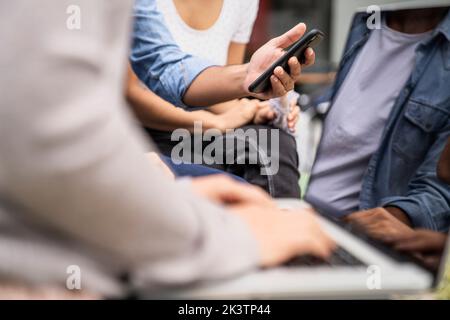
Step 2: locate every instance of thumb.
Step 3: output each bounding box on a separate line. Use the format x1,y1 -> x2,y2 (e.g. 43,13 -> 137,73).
272,23 -> 307,49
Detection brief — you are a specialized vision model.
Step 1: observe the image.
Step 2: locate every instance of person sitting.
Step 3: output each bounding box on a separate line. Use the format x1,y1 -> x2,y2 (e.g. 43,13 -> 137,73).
127,0 -> 302,198
306,6 -> 450,235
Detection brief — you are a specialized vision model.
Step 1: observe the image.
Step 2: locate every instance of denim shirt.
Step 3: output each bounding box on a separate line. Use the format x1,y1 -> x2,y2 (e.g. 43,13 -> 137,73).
130,0 -> 214,108
320,11 -> 450,231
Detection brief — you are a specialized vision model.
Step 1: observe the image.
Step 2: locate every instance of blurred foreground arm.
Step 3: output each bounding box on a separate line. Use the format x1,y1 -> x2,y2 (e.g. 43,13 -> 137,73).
0,0 -> 259,293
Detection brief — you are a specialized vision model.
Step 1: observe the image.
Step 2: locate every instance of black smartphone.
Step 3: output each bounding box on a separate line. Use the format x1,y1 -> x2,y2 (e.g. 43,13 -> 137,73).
248,29 -> 325,94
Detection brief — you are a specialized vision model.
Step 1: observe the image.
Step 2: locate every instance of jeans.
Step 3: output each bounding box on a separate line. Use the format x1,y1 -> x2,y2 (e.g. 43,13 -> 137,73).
160,155 -> 247,184
148,124 -> 301,198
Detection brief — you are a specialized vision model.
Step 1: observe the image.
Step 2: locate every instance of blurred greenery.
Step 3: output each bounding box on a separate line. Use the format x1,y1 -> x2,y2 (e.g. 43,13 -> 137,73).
436,259 -> 450,300
299,173 -> 310,199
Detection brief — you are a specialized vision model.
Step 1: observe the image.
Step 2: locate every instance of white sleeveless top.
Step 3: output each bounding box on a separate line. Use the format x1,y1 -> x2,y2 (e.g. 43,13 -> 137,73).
156,0 -> 259,65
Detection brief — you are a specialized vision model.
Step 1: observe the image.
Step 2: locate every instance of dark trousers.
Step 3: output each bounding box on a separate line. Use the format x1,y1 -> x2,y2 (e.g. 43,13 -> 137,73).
147,124 -> 300,198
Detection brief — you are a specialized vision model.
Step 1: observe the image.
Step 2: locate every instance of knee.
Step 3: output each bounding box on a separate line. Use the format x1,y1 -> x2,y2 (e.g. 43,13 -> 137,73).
236,124 -> 298,167
241,124 -> 297,150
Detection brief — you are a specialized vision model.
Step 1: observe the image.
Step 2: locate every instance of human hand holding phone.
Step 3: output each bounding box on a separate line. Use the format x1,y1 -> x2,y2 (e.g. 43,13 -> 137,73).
244,23 -> 322,99
184,24 -> 320,106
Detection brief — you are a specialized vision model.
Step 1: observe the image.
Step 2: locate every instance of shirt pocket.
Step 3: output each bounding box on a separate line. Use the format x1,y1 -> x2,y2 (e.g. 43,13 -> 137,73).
393,100 -> 449,162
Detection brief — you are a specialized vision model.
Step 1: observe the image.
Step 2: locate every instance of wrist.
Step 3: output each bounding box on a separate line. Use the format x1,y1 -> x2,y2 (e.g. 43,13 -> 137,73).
205,114 -> 227,133
238,63 -> 251,97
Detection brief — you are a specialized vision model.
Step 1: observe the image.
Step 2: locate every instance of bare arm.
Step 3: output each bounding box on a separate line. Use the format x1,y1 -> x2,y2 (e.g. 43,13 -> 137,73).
126,66 -> 257,132
207,42 -> 250,115
183,64 -> 249,107
126,66 -> 219,132
182,24 -> 315,106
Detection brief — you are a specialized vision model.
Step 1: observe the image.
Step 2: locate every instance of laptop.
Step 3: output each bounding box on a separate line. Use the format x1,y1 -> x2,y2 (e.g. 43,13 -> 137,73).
145,198 -> 448,299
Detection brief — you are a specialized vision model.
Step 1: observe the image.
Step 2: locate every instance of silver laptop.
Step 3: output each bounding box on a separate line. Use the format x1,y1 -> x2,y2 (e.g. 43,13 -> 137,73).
146,198 -> 448,299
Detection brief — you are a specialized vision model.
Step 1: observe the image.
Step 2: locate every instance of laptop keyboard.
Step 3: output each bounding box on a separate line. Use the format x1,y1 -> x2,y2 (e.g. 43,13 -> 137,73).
285,246 -> 366,267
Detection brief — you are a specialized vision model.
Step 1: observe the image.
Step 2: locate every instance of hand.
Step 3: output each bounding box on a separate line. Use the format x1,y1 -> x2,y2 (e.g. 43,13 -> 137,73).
253,99 -> 300,132
345,207 -> 415,243
244,23 -> 315,100
190,175 -> 276,208
253,101 -> 275,125
393,230 -> 447,271
231,205 -> 336,267
287,99 -> 300,132
393,230 -> 447,254
216,98 -> 259,131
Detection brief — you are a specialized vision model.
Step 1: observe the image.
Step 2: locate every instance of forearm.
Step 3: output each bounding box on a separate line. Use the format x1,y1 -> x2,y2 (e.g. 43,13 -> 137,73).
184,64 -> 249,107
127,83 -> 219,132
207,100 -> 241,115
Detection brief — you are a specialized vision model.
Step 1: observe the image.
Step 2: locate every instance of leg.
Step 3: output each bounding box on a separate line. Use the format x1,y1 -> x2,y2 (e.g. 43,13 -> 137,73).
224,124 -> 300,198
146,126 -> 300,197
160,155 -> 247,183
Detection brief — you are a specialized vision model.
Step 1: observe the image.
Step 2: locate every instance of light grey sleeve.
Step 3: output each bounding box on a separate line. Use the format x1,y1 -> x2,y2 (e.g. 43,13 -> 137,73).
0,0 -> 258,289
